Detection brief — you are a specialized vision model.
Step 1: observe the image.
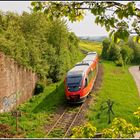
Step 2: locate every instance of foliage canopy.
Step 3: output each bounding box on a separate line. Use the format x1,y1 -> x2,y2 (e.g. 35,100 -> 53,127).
31,1 -> 140,43
101,37 -> 140,66
0,11 -> 82,83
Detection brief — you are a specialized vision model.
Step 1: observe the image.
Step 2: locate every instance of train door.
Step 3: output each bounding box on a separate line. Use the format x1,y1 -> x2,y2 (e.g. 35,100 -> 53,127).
82,75 -> 89,97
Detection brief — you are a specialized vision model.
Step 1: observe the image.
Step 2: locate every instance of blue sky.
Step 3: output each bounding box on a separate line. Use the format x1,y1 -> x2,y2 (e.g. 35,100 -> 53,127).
0,1 -> 139,37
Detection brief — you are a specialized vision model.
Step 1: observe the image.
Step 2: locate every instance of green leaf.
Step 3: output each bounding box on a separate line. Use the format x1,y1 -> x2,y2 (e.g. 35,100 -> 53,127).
109,30 -> 115,38
109,18 -> 115,28
44,8 -> 49,14
113,32 -> 120,43
105,25 -> 110,32
118,11 -> 123,20
91,8 -> 97,15
95,16 -> 99,24
31,2 -> 36,6
127,2 -> 136,15
123,30 -> 129,42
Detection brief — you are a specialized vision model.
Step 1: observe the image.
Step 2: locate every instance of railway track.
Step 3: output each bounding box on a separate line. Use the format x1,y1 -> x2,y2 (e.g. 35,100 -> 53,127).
45,103 -> 85,138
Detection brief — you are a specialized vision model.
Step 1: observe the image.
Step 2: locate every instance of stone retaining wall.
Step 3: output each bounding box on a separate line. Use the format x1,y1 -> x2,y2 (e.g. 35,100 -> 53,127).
0,52 -> 38,112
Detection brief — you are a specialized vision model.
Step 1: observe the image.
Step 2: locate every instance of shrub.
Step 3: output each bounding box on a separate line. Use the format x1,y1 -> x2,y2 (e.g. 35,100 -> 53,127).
133,44 -> 140,63
101,38 -> 111,59
34,82 -> 45,95
102,118 -> 139,138
101,37 -> 136,66
108,45 -> 121,62
133,107 -> 140,125
115,56 -> 124,66
71,123 -> 97,138
120,45 -> 134,64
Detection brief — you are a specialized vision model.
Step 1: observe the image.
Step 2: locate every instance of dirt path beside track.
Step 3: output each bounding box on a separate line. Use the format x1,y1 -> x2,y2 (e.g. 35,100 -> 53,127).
129,66 -> 140,97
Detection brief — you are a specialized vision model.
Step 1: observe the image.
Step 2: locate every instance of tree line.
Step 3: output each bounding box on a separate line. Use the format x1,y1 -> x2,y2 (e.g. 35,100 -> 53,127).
101,37 -> 140,66
0,11 -> 82,84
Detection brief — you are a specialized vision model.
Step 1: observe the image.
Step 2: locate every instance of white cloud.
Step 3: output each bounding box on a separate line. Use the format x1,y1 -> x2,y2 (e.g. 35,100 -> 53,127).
67,11 -> 108,36
0,1 -> 31,14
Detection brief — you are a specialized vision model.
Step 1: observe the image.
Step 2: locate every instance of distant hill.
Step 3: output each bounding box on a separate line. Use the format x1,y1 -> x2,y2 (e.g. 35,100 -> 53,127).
78,35 -> 107,42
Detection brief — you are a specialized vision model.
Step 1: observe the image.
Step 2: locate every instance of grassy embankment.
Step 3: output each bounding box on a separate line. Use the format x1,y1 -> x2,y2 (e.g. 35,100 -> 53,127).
79,40 -> 140,131
0,51 -> 84,138
0,81 -> 65,137
88,61 -> 140,130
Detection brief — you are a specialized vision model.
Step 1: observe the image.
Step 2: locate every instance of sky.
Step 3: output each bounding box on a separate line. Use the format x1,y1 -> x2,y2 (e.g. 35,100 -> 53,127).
0,1 -> 139,37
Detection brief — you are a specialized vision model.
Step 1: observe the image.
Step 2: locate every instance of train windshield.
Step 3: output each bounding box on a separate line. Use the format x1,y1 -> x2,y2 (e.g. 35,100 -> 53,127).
67,76 -> 82,92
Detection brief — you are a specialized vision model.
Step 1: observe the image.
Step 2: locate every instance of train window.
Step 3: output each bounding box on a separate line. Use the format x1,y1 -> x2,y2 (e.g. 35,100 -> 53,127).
67,76 -> 82,86
84,78 -> 88,88
88,69 -> 93,82
67,76 -> 82,92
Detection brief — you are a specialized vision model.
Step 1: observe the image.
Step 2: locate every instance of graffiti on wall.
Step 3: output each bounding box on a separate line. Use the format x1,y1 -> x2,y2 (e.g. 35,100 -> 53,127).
2,91 -> 22,112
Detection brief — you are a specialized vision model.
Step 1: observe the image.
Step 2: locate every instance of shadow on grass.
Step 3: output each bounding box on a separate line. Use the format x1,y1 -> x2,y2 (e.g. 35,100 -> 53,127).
32,82 -> 67,114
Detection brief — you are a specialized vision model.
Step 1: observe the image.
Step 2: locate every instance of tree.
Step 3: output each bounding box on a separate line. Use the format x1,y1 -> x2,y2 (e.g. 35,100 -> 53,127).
101,38 -> 111,59
0,11 -> 82,83
31,2 -> 140,43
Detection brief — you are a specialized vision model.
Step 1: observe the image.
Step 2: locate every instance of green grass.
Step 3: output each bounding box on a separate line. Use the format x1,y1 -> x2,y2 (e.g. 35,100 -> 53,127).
88,61 -> 140,131
0,81 -> 66,138
79,40 -> 102,55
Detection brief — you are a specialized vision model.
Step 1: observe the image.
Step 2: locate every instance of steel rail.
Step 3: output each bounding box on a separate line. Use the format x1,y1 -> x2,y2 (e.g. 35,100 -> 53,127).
63,103 -> 84,138
45,108 -> 67,137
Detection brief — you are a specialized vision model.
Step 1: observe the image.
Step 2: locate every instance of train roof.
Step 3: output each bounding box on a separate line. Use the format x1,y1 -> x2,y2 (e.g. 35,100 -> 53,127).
67,65 -> 89,77
67,52 -> 97,77
83,52 -> 97,61
87,52 -> 97,55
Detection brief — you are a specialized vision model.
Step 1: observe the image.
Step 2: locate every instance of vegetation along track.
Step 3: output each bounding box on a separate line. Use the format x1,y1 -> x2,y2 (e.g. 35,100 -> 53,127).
44,63 -> 103,138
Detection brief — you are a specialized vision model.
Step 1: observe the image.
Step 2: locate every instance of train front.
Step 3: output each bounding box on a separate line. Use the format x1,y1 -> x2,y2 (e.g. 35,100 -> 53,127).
64,71 -> 85,104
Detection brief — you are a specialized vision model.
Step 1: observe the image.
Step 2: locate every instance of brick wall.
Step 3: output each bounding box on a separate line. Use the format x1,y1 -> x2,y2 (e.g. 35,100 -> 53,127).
0,52 -> 38,113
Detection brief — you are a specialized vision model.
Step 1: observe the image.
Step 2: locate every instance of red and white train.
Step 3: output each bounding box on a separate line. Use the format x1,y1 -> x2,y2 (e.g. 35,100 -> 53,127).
64,52 -> 99,103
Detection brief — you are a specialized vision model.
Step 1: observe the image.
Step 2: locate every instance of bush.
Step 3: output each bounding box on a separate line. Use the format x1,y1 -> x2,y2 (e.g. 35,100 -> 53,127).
34,82 -> 45,95
133,44 -> 140,63
101,38 -> 111,59
108,45 -> 121,61
101,37 -> 136,66
120,45 -> 134,64
102,118 -> 139,138
71,123 -> 97,138
101,38 -> 121,62
115,56 -> 124,66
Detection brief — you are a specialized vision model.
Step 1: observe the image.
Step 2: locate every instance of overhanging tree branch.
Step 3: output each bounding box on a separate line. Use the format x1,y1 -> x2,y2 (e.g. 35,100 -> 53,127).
31,1 -> 140,42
